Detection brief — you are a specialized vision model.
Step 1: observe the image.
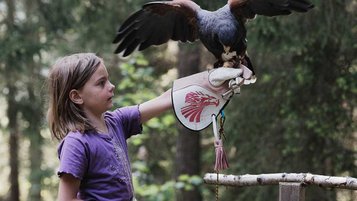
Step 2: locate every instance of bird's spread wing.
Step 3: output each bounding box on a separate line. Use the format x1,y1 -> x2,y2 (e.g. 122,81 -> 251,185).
113,0 -> 201,56
229,0 -> 314,19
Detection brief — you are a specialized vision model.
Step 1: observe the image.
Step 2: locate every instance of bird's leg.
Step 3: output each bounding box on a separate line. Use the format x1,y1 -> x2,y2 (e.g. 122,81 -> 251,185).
214,60 -> 224,68
215,57 -> 239,68
231,54 -> 251,68
226,56 -> 240,68
223,61 -> 234,68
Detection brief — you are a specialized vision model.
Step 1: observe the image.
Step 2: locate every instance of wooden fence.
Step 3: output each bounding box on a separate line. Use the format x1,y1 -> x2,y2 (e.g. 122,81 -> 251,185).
204,173 -> 357,201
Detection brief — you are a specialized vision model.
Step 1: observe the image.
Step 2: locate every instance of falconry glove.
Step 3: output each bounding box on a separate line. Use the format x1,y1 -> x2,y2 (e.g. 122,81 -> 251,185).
210,65 -> 256,99
172,66 -> 255,131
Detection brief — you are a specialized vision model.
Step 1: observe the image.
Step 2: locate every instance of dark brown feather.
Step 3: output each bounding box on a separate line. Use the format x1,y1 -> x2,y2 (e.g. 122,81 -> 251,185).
113,0 -> 200,54
229,0 -> 314,19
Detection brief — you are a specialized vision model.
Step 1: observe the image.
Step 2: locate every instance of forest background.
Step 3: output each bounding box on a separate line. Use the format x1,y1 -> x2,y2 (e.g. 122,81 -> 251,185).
0,0 -> 356,201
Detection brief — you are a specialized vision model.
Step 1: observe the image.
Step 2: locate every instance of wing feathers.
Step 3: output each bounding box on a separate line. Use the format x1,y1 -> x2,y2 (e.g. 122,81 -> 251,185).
112,10 -> 144,43
123,39 -> 141,56
229,0 -> 314,19
113,0 -> 200,55
288,0 -> 314,12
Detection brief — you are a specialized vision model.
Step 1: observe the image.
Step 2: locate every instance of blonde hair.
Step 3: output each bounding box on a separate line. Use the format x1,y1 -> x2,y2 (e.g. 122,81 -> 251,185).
47,53 -> 102,140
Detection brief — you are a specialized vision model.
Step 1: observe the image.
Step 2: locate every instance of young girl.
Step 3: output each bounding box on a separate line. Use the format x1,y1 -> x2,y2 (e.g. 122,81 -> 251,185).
47,53 -> 173,201
47,53 -> 247,201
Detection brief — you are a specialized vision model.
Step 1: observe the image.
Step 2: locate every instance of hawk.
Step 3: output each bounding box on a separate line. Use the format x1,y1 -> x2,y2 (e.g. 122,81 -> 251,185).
113,0 -> 314,75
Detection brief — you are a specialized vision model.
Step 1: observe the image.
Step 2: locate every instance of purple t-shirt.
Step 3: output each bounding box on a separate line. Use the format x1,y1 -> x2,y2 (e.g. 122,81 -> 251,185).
57,106 -> 142,201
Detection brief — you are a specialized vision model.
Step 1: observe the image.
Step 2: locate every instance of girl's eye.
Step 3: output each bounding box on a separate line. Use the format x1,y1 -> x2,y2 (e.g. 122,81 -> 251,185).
98,80 -> 106,86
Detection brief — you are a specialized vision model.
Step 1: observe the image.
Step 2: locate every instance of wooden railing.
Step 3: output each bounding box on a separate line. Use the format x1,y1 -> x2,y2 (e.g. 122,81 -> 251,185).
204,173 -> 357,201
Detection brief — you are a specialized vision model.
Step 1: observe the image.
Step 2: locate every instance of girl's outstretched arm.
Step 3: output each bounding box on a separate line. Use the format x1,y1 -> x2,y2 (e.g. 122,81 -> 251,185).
138,66 -> 253,123
139,89 -> 172,123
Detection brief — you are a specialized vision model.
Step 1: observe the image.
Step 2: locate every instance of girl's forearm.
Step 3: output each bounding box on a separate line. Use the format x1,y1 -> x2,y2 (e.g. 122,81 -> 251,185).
139,89 -> 172,123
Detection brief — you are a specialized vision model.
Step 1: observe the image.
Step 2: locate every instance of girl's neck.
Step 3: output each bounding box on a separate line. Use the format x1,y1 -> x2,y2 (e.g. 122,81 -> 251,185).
86,113 -> 108,134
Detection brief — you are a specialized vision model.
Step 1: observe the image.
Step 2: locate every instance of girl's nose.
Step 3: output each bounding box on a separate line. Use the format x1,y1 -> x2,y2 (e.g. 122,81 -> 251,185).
109,81 -> 115,91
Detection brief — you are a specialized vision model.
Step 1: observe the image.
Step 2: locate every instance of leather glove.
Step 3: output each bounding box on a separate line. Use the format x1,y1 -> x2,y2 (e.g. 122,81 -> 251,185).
208,65 -> 256,100
208,65 -> 256,87
208,67 -> 243,87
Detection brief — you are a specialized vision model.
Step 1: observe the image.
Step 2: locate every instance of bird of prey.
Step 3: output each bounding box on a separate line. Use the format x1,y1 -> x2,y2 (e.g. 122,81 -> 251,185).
113,0 -> 314,74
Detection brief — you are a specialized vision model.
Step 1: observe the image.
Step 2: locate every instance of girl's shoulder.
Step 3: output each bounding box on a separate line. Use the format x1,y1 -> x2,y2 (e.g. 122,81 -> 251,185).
60,130 -> 108,146
58,130 -> 110,155
64,130 -> 92,141
105,105 -> 142,139
105,105 -> 140,123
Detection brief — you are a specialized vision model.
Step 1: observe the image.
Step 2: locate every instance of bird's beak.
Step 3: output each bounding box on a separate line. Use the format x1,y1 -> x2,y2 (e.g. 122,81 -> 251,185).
223,45 -> 231,54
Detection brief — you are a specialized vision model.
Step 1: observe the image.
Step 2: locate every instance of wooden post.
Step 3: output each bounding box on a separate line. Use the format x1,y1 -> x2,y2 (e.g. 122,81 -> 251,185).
279,182 -> 305,201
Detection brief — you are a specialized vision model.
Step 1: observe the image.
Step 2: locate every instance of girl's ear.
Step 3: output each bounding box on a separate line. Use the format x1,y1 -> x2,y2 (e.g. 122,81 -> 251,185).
69,89 -> 83,105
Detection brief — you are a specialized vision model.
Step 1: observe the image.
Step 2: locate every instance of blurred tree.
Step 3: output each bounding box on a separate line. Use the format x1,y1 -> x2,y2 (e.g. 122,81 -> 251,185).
0,0 -> 80,200
174,1 -> 225,200
211,0 -> 357,200
1,0 -> 21,200
20,2 -> 46,200
175,44 -> 203,201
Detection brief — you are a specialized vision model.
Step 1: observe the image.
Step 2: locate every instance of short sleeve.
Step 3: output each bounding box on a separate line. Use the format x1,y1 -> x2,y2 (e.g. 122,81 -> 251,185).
57,135 -> 88,180
107,105 -> 142,139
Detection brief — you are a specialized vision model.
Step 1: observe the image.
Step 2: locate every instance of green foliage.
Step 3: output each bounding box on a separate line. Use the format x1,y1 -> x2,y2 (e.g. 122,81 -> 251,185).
176,174 -> 203,190
132,174 -> 203,201
133,179 -> 176,201
115,55 -> 156,106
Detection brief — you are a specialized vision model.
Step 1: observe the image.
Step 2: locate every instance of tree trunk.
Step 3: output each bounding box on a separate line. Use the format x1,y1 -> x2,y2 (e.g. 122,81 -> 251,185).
28,130 -> 43,201
26,86 -> 43,201
5,0 -> 20,200
7,85 -> 20,201
24,0 -> 44,199
175,44 -> 202,201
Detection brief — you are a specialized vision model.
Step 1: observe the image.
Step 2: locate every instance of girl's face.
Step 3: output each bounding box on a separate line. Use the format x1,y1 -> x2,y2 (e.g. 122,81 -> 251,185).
76,63 -> 115,117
